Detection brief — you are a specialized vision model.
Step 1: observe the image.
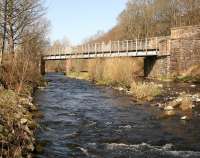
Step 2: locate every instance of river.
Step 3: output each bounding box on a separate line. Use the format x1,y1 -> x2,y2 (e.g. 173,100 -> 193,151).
34,73 -> 200,158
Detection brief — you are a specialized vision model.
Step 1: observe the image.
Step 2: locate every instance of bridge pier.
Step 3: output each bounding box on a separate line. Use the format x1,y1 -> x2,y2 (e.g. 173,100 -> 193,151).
65,59 -> 72,74
40,57 -> 46,75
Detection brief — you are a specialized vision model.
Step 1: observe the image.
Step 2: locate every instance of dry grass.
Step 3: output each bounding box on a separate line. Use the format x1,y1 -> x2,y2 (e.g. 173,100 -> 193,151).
182,64 -> 200,77
45,60 -> 65,72
71,59 -> 88,73
130,81 -> 161,101
1,53 -> 42,95
67,71 -> 89,80
177,64 -> 200,82
179,95 -> 193,111
102,58 -> 143,87
66,57 -> 162,102
88,59 -> 105,82
87,58 -> 143,87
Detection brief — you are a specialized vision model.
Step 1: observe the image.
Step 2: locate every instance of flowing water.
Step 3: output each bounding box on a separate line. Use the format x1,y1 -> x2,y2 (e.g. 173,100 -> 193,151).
34,73 -> 200,158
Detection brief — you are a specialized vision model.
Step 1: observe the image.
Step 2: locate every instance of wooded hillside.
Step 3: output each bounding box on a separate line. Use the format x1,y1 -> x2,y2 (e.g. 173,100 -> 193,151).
92,0 -> 200,42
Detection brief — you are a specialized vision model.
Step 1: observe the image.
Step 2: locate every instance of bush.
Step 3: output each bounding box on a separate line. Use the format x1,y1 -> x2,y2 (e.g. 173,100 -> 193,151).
130,81 -> 161,101
1,53 -> 42,95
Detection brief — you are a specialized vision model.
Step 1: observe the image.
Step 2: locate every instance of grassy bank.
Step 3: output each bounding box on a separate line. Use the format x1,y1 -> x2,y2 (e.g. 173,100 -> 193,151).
66,58 -> 162,101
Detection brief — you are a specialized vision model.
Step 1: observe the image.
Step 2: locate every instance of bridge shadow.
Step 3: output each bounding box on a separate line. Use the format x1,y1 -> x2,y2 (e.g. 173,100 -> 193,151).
144,56 -> 157,77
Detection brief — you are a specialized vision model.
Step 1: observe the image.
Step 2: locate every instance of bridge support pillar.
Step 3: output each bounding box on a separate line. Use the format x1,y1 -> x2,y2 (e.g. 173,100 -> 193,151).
65,59 -> 72,74
40,57 -> 45,75
144,56 -> 171,78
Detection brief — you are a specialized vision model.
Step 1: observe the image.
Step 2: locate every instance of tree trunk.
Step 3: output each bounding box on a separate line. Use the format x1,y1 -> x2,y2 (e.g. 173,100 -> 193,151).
1,0 -> 8,65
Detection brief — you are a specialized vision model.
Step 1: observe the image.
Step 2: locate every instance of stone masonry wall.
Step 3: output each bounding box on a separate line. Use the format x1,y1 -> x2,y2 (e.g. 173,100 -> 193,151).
169,25 -> 200,76
170,39 -> 200,76
146,25 -> 200,78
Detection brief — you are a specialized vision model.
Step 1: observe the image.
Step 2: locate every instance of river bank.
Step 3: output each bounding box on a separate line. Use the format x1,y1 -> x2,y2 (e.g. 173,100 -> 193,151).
0,83 -> 43,157
66,71 -> 200,120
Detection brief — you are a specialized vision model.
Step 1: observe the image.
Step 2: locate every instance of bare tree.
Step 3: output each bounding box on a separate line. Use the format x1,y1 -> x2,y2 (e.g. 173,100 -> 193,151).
0,0 -> 44,56
0,0 -> 8,64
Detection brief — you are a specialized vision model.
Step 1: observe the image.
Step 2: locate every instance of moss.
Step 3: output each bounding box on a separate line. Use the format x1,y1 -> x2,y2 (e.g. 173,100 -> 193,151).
175,75 -> 200,83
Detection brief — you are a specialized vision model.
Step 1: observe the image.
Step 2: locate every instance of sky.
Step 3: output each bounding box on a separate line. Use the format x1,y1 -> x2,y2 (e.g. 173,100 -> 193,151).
45,0 -> 127,44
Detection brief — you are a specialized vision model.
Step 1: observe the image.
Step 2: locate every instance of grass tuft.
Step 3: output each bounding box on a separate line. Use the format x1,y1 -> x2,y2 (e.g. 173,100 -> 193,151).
130,81 -> 161,101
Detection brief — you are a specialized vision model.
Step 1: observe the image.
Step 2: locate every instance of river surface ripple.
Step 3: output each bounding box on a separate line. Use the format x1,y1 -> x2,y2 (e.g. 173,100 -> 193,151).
34,73 -> 200,158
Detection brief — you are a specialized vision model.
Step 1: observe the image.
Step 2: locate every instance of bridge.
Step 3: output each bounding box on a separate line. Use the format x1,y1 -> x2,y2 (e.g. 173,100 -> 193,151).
41,25 -> 200,78
41,36 -> 171,77
43,37 -> 169,60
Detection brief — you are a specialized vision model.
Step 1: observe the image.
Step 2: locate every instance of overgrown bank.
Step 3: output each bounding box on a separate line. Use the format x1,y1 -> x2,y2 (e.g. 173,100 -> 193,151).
0,0 -> 48,156
0,54 -> 45,157
66,58 -> 200,120
0,88 -> 38,157
0,54 -> 46,157
66,58 -> 162,101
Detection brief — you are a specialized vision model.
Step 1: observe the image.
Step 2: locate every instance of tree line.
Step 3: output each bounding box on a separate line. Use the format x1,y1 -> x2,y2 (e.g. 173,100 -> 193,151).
92,0 -> 200,42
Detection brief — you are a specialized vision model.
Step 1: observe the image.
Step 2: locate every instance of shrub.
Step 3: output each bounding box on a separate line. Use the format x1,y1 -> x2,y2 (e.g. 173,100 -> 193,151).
1,53 -> 42,95
130,81 -> 161,101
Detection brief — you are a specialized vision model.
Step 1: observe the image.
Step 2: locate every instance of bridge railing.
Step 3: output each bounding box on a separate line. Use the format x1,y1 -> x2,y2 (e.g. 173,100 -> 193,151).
45,37 -> 167,56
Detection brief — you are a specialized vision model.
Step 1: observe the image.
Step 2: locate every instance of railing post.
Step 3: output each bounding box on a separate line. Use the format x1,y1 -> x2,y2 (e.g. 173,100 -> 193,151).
102,42 -> 104,57
95,43 -> 97,57
168,39 -> 171,55
145,38 -> 148,55
88,44 -> 90,57
82,45 -> 84,54
118,40 -> 120,56
126,40 -> 129,56
110,40 -> 112,56
156,37 -> 158,54
136,39 -> 138,55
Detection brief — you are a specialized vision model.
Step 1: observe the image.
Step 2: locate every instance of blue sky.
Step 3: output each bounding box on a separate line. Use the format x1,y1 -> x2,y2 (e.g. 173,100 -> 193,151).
45,0 -> 127,44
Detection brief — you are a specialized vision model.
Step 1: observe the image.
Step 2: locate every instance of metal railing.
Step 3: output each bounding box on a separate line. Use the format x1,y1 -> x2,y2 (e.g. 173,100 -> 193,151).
45,37 -> 167,57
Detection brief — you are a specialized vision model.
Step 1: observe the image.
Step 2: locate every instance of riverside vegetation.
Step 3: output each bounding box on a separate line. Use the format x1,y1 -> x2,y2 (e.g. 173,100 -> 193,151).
0,0 -> 48,157
65,58 -> 200,121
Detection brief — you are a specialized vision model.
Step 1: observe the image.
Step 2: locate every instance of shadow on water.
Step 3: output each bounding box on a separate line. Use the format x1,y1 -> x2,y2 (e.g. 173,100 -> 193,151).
34,73 -> 200,158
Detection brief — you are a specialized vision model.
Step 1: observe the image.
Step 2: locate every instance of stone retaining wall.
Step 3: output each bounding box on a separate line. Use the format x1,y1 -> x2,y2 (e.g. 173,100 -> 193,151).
147,25 -> 200,78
